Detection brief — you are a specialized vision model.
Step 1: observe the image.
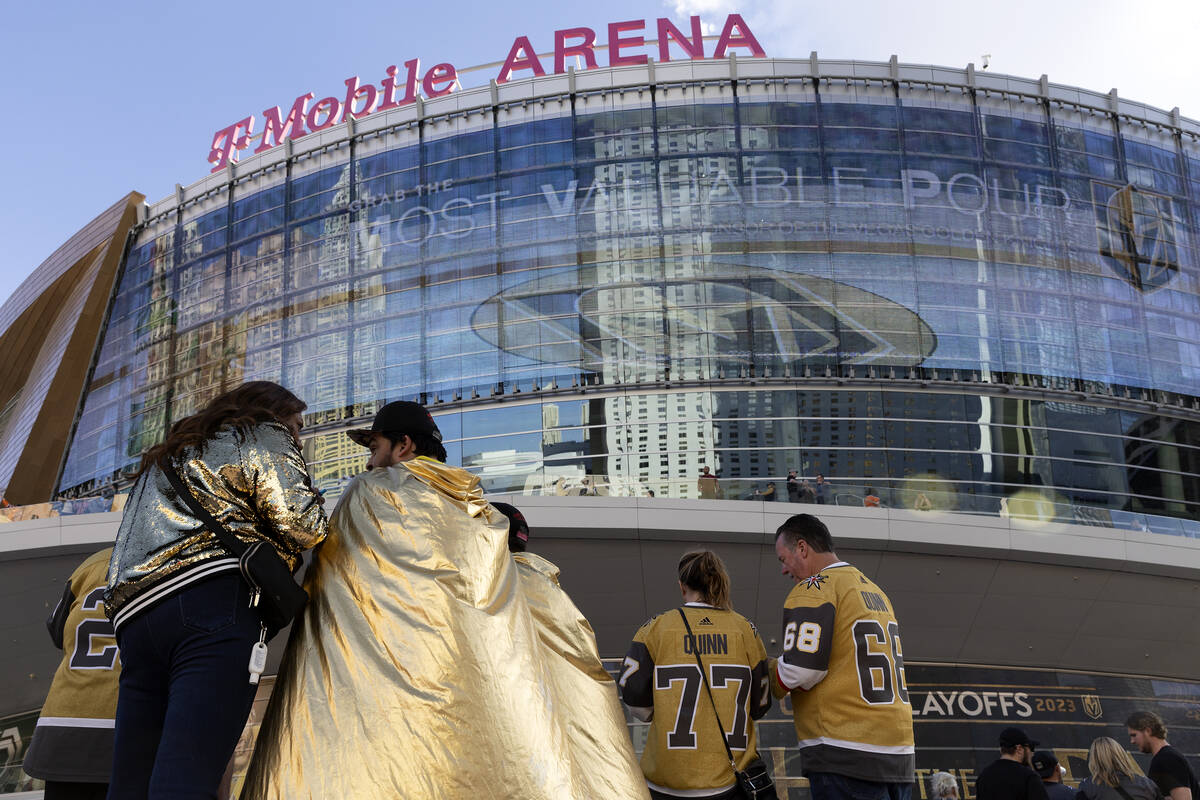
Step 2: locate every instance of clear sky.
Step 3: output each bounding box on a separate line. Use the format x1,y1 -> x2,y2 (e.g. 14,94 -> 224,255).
1,0 -> 1196,308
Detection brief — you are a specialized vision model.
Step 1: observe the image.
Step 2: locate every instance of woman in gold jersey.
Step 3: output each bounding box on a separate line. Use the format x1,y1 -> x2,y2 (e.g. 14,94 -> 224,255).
620,551 -> 775,800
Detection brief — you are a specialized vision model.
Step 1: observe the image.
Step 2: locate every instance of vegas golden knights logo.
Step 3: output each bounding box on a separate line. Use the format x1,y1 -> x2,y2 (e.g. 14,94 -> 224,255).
1093,181 -> 1179,292
1082,694 -> 1103,720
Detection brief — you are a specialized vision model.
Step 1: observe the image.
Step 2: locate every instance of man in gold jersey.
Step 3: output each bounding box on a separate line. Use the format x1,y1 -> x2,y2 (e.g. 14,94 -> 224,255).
772,514 -> 915,800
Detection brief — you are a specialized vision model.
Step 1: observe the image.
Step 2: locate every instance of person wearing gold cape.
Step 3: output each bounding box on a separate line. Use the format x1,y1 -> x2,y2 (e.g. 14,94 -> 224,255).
490,500 -> 649,798
240,401 -> 648,800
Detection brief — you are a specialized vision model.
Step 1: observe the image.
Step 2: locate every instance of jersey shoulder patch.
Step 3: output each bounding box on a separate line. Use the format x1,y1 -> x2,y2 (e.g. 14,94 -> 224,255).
800,571 -> 830,591
641,611 -> 667,628
634,612 -> 666,638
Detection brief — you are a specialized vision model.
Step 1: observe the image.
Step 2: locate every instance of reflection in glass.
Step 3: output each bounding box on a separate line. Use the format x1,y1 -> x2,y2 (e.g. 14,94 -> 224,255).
51,82 -> 1200,534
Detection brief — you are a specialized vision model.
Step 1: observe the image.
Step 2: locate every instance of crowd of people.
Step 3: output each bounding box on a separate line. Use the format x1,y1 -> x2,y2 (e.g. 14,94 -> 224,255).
699,466 -> 836,505
704,467 -> 912,510
18,380 -> 1197,800
960,714 -> 1197,800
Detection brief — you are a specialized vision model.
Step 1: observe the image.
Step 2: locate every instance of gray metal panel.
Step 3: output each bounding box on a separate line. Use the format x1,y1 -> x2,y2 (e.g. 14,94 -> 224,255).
0,546 -> 102,716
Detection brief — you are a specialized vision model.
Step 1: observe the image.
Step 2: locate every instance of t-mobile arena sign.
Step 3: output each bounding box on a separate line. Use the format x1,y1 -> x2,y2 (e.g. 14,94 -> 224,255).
207,14 -> 765,172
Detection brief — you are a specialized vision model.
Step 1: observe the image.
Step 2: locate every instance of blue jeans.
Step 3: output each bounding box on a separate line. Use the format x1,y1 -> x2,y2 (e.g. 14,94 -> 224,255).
107,573 -> 263,800
808,773 -> 913,800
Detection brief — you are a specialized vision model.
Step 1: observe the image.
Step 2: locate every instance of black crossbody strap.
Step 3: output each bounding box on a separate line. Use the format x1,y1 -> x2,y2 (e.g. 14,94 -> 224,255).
159,459 -> 247,558
677,607 -> 739,773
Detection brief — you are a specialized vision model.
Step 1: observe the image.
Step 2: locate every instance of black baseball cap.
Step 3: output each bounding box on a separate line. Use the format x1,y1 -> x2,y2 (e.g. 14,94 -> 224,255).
347,401 -> 442,447
998,727 -> 1039,749
1031,751 -> 1059,778
490,501 -> 530,551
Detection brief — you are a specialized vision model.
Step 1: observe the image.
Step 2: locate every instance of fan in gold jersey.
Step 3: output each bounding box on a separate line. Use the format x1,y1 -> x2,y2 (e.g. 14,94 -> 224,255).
771,513 -> 915,800
620,551 -> 776,800
23,548 -> 119,800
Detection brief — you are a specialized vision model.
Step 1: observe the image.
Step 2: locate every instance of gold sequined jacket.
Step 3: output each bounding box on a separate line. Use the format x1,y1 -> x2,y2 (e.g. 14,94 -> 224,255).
105,421 -> 328,631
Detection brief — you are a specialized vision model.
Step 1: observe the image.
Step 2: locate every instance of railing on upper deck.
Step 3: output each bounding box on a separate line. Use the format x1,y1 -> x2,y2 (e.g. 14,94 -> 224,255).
3,474 -> 1196,540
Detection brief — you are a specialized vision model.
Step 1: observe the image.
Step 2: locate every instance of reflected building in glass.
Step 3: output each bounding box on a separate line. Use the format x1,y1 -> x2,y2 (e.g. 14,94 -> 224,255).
35,57 -> 1200,526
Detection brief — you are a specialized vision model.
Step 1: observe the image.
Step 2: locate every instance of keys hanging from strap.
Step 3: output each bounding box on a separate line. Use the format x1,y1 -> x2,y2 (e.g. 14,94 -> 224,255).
248,625 -> 268,685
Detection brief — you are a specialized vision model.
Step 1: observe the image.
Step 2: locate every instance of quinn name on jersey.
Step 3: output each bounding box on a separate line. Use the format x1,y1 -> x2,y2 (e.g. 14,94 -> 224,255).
774,562 -> 914,783
620,603 -> 771,796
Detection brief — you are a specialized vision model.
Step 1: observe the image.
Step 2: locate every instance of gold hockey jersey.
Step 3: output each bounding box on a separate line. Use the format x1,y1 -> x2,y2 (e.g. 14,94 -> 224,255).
774,562 -> 914,783
620,603 -> 771,796
23,547 -> 120,782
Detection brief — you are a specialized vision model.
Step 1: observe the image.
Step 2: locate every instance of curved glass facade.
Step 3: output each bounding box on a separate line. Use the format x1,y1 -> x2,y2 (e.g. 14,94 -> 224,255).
58,63 -> 1200,521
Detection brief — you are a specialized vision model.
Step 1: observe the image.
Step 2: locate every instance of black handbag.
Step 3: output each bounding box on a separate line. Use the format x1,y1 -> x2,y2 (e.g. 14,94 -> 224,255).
678,608 -> 778,800
161,459 -> 308,632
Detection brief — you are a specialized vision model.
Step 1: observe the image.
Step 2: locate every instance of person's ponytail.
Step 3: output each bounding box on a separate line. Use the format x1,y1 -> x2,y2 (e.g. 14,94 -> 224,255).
678,550 -> 732,610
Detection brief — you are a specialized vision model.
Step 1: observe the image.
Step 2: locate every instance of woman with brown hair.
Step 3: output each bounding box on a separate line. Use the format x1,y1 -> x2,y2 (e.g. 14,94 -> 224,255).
1076,737 -> 1164,800
104,381 -> 328,799
619,550 -> 776,799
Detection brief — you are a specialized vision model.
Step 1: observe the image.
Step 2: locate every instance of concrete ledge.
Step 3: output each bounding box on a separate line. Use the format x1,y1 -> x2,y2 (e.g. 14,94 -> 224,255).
0,511 -> 119,561
4,499 -> 1200,581
485,496 -> 1200,581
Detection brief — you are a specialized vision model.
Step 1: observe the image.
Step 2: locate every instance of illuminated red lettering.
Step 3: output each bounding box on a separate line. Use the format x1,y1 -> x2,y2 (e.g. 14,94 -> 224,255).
498,36 -> 546,83
305,97 -> 342,132
713,14 -> 766,59
422,63 -> 457,98
378,59 -> 420,110
342,76 -> 378,119
607,19 -> 647,67
203,14 -> 766,166
554,27 -> 598,73
657,16 -> 704,61
378,64 -> 401,110
208,116 -> 255,173
255,93 -> 314,154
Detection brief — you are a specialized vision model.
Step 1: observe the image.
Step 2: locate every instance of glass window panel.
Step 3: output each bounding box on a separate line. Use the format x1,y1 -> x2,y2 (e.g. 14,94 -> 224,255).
981,114 -> 1048,145
356,145 -> 420,182
233,185 -> 285,221
984,139 -> 1052,166
498,116 -> 571,149
821,103 -> 898,128
824,127 -> 899,151
904,131 -> 978,158
461,404 -> 544,439
902,105 -> 975,134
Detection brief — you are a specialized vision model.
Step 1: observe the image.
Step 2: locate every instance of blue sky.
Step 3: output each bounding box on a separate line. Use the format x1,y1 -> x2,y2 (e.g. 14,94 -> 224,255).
2,0 -> 1196,308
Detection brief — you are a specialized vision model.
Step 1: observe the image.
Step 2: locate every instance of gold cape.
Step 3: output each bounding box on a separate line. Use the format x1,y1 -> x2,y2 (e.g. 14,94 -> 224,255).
513,551 -> 648,798
240,458 -> 648,800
